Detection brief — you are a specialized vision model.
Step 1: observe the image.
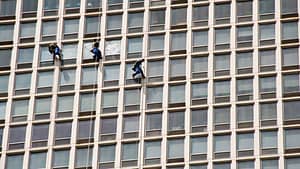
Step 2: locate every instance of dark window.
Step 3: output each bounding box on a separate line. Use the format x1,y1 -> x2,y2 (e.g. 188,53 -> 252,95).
236,51 -> 253,74
100,117 -> 117,141
214,54 -> 230,76
145,113 -> 162,136
237,133 -> 254,157
193,30 -> 208,52
99,144 -> 115,167
236,0 -> 252,22
215,28 -> 230,50
0,0 -> 16,18
214,3 -> 231,24
148,34 -> 164,56
149,10 -> 165,31
127,12 -> 143,33
259,0 -> 275,20
214,106 -> 230,130
54,122 -> 72,145
106,15 -> 122,35
237,26 -> 253,48
260,102 -> 277,126
0,24 -> 14,43
171,8 -> 187,28
284,100 -> 300,125
214,135 -> 230,159
259,49 -> 276,72
8,126 -> 26,150
237,105 -> 253,128
237,78 -> 253,101
77,120 -> 94,143
192,5 -> 208,26
281,0 -> 298,17
168,111 -> 185,134
31,124 -> 49,147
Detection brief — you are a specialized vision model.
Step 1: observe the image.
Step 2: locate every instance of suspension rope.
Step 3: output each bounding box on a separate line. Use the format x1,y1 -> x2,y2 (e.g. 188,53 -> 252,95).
85,1 -> 102,168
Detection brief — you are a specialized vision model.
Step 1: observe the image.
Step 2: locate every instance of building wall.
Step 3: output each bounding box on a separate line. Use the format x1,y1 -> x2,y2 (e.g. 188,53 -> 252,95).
0,0 -> 299,168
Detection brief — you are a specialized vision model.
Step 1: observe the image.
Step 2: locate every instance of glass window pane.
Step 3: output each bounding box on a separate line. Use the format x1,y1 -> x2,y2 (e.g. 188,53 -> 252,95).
150,10 -> 165,25
193,6 -> 208,21
87,0 -> 101,8
214,80 -> 230,96
64,19 -> 79,34
105,39 -> 121,56
78,120 -> 94,139
23,0 -> 38,12
171,8 -> 187,25
237,105 -> 253,122
6,154 -> 23,169
85,16 -> 100,34
215,54 -> 230,70
168,139 -> 184,159
214,163 -> 231,169
53,150 -> 70,167
75,148 -> 93,167
31,124 -> 49,141
237,52 -> 252,69
127,37 -> 142,54
149,35 -> 164,52
0,0 -> 16,16
262,159 -> 278,169
102,91 -> 118,108
0,101 -> 6,120
171,32 -> 186,51
124,89 -> 140,106
148,60 -> 163,77
146,86 -> 163,103
193,30 -> 208,47
260,49 -> 275,66
237,79 -> 253,94
0,48 -> 12,67
99,144 -> 115,162
191,109 -> 207,126
283,74 -> 300,93
35,97 -> 51,114
260,0 -> 274,14
145,141 -> 161,159
214,107 -> 230,124
60,69 -> 76,86
237,133 -> 254,150
122,142 -> 138,160
260,76 -> 276,92
191,137 -> 207,154
123,115 -> 139,132
260,24 -> 275,40
282,22 -> 298,40
215,28 -> 230,45
286,157 -> 300,169
0,74 -> 9,93
65,0 -> 80,8
169,85 -> 185,103
104,64 -> 119,81
42,20 -> 57,36
238,161 -> 254,169
0,24 -> 14,42
80,93 -> 96,112
170,59 -> 185,77
282,47 -> 298,66
192,83 -> 207,98
20,22 -> 35,38
81,67 -> 97,85
15,73 -> 31,90
237,1 -> 252,16
128,12 -> 143,28
146,113 -> 162,131
57,95 -> 74,112
284,101 -> 300,120
44,0 -> 59,10
215,3 -> 230,19
168,111 -> 184,131
100,117 -> 117,134
107,15 -> 122,30
9,126 -> 26,143
281,0 -> 298,14
29,152 -> 46,169
260,102 -> 277,121
214,135 -> 230,152
12,99 -> 29,116
18,48 -> 34,64
55,122 -> 72,139
37,71 -> 53,88
261,131 -> 277,148
192,57 -> 208,73
62,43 -> 77,60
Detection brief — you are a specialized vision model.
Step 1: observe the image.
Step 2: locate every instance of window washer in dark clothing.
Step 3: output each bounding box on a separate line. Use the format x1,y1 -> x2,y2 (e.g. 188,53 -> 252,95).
90,40 -> 102,62
48,43 -> 63,65
132,59 -> 145,83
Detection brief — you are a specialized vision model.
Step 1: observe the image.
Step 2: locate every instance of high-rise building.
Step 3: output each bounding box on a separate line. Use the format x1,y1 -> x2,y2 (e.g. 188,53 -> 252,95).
0,0 -> 299,168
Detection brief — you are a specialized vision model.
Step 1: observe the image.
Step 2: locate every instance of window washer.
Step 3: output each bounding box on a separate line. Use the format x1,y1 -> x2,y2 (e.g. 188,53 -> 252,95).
132,59 -> 145,83
90,40 -> 102,62
48,43 -> 63,65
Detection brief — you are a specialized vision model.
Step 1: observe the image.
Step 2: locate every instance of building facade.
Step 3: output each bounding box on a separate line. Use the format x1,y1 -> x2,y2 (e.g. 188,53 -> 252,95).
0,0 -> 300,168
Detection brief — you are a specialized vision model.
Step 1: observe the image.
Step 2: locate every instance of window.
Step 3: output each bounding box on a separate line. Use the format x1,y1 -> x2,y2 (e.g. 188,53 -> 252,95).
127,37 -> 143,58
286,157 -> 300,169
284,100 -> 300,124
100,117 -> 117,141
282,47 -> 299,69
285,129 -> 300,153
237,105 -> 253,128
170,32 -> 186,54
77,120 -> 94,143
149,34 -> 164,56
283,73 -> 300,95
59,68 -> 76,91
81,67 -> 98,88
236,78 -> 253,101
193,30 -> 208,52
79,93 -> 96,114
22,0 -> 38,14
17,47 -> 33,68
259,23 -> 275,45
214,135 -> 231,159
282,22 -> 298,43
261,131 -> 277,155
214,163 -> 231,169
75,147 -> 93,168
191,109 -> 207,132
6,154 -> 24,169
259,49 -> 276,72
171,7 -> 187,28
62,43 -> 77,64
150,0 -> 165,6
105,39 -> 121,60
192,5 -> 208,26
8,126 -> 26,150
31,123 -> 49,147
39,46 -> 53,66
63,18 -> 79,39
43,0 -> 59,15
42,20 -> 57,41
123,115 -> 139,138
149,10 -> 165,31
101,90 -> 118,113
214,3 -> 231,24
124,88 -> 140,111
121,142 -> 138,167
168,139 -> 184,162
107,0 -> 122,10
281,0 -> 298,17
190,165 -> 207,169
99,144 -> 115,167
262,159 -> 278,169
0,48 -> 11,70
54,122 -> 72,145
169,84 -> 185,107
0,24 -> 14,43
34,97 -> 51,120
214,80 -> 230,103
106,15 -> 122,35
214,54 -> 230,76
52,150 -> 70,168
0,0 -> 16,18
86,0 -> 101,11
125,62 -> 136,84
237,133 -> 254,157
169,58 -> 186,81
147,60 -> 164,82
144,141 -> 161,165
168,111 -> 185,135
129,0 -> 144,8
237,26 -> 253,48
85,16 -> 100,37
236,51 -> 253,74
259,0 -> 275,19
11,99 -> 29,122
57,95 -> 74,118
146,86 -> 163,109
145,113 -> 162,136
103,64 -> 119,86
237,0 -> 252,22
260,76 -> 276,99
37,71 -> 53,93
260,102 -> 277,126
0,102 -> 6,123
214,106 -> 230,130
191,82 -> 208,105
238,161 -> 254,169
14,73 -> 31,95
191,56 -> 208,78
128,12 -> 143,33
29,152 -> 47,169
19,22 -> 35,43
65,0 -> 80,9
0,74 -> 9,96
215,28 -> 230,50
191,137 -> 207,160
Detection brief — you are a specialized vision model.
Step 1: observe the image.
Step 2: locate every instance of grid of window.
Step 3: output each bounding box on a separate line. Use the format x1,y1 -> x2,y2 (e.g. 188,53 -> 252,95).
0,0 -> 299,168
